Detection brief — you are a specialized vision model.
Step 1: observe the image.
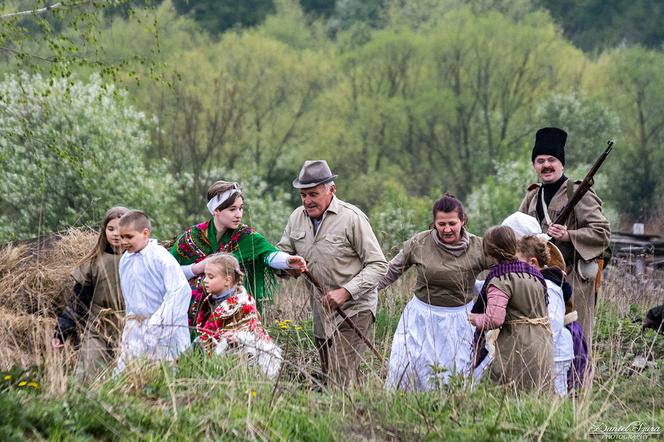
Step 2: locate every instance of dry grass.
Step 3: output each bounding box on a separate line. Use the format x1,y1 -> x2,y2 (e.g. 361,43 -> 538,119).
0,228 -> 97,368
602,259 -> 664,312
0,232 -> 661,440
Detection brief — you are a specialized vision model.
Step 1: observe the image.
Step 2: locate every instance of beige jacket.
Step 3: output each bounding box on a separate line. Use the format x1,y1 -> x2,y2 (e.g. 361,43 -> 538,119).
277,196 -> 388,338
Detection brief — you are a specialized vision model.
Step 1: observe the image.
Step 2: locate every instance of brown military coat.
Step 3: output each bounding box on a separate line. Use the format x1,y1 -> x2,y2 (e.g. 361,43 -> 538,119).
70,251 -> 124,378
71,252 -> 124,343
519,179 -> 609,267
519,179 -> 610,342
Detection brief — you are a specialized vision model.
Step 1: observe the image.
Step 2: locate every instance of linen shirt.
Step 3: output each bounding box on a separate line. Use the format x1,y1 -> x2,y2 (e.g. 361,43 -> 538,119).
277,196 -> 388,338
546,280 -> 574,363
118,239 -> 191,368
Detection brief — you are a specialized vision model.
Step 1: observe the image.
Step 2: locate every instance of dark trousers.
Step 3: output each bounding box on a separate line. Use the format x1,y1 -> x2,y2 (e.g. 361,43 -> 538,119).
315,310 -> 374,387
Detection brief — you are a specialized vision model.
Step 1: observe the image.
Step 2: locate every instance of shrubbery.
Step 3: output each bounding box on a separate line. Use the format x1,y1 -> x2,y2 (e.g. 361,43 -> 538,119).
0,73 -> 180,242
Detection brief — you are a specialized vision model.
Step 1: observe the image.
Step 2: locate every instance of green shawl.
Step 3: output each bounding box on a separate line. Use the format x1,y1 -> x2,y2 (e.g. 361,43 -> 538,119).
170,220 -> 278,322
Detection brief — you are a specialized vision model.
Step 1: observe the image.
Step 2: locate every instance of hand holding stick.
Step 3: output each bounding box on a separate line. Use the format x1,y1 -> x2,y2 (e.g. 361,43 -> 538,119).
302,270 -> 383,361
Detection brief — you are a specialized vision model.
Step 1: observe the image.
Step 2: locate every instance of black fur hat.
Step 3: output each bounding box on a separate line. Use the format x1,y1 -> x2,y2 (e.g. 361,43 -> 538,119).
531,127 -> 567,165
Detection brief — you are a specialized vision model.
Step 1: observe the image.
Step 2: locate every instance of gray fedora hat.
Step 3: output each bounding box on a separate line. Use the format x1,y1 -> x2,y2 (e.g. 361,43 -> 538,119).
292,160 -> 338,189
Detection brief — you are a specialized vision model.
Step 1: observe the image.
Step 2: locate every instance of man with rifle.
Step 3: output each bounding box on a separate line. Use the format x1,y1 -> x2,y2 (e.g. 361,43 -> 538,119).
519,127 -> 611,344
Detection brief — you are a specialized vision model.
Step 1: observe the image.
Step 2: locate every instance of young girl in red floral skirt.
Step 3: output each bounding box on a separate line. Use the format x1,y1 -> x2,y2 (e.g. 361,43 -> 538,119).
196,253 -> 282,378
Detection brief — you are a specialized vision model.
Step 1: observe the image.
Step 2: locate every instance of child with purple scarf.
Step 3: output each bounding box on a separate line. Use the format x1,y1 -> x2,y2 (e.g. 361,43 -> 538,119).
469,226 -> 553,392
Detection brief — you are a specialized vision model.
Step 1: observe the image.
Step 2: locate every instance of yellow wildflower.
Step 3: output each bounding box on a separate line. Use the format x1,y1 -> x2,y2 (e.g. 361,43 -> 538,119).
27,382 -> 40,389
18,381 -> 27,387
3,375 -> 12,381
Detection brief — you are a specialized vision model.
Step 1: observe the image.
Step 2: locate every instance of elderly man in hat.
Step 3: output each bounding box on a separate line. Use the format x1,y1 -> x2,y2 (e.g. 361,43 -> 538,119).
519,127 -> 610,344
277,160 -> 388,386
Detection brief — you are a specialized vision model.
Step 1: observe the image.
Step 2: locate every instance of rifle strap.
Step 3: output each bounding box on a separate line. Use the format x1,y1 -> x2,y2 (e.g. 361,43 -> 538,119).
540,188 -> 553,227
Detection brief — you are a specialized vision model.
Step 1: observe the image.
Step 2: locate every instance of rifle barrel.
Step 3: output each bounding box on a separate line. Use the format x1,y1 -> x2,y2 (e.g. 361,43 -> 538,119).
551,139 -> 614,226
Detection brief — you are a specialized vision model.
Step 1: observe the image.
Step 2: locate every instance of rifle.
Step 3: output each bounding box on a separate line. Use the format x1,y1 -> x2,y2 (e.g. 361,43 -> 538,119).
552,139 -> 614,226
302,270 -> 383,361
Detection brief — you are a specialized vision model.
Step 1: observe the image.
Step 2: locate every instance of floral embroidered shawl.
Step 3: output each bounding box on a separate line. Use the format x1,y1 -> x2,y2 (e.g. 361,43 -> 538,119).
170,220 -> 278,331
196,286 -> 272,354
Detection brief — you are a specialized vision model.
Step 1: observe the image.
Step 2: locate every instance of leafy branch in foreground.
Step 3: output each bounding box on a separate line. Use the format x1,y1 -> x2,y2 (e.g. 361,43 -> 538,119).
0,0 -> 161,82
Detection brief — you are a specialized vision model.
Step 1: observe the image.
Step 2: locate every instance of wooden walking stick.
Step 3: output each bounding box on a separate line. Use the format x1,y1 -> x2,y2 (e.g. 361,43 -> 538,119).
302,270 -> 383,361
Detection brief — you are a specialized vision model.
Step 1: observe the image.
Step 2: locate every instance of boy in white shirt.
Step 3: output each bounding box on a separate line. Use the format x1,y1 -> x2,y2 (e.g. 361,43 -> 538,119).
115,210 -> 191,373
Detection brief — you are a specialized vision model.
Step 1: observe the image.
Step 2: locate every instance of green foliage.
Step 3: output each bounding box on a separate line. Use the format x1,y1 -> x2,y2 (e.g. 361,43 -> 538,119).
536,0 -> 664,53
595,47 -> 664,220
365,179 -> 433,256
148,29 -> 333,219
327,0 -> 386,34
536,92 -> 621,165
0,0 -> 163,83
4,0 -> 664,238
466,158 -> 532,234
241,177 -> 296,243
91,1 -> 211,86
318,7 -> 582,207
0,73 -> 180,242
260,1 -> 324,50
172,0 -> 276,34
299,0 -> 336,17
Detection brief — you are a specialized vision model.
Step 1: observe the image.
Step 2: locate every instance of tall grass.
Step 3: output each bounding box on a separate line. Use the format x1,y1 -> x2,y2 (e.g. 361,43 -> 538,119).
0,233 -> 662,440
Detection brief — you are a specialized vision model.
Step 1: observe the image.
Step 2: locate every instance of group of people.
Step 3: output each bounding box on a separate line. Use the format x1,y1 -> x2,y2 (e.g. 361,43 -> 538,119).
53,127 -> 610,395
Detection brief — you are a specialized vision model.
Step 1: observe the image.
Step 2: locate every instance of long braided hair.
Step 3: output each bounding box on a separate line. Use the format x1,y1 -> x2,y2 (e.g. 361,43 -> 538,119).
483,225 -> 518,263
198,253 -> 245,325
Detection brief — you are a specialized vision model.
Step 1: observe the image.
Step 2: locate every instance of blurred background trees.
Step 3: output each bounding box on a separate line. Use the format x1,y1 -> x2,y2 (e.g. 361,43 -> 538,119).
2,0 -> 663,246
0,73 -> 179,240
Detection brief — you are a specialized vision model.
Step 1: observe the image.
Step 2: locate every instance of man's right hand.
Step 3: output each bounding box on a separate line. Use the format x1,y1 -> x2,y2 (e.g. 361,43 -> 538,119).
284,268 -> 303,279
51,337 -> 65,349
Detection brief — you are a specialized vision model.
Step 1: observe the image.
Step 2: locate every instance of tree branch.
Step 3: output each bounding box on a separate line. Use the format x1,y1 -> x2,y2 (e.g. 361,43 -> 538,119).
1,2 -> 62,20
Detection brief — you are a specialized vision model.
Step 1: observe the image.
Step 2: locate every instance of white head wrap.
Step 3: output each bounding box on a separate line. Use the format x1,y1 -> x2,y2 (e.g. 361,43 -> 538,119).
501,212 -> 550,241
207,183 -> 240,215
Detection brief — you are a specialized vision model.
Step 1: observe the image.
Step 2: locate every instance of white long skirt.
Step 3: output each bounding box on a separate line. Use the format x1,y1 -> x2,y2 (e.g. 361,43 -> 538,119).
214,331 -> 283,380
385,296 -> 474,391
115,317 -> 190,374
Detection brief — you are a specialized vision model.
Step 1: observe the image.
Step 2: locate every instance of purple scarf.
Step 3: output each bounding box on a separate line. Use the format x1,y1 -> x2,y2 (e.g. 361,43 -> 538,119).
471,260 -> 547,368
567,321 -> 591,391
471,260 -> 547,314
